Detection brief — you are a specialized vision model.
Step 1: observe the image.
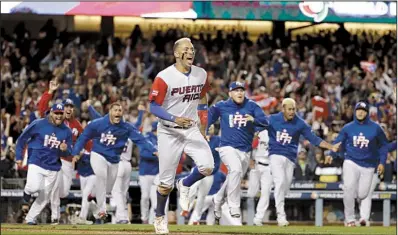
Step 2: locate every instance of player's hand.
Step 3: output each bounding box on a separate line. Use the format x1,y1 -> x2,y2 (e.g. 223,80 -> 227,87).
85,99 -> 92,107
60,141 -> 67,151
324,155 -> 333,165
48,80 -> 59,94
175,117 -> 193,128
377,164 -> 385,176
4,113 -> 10,119
137,104 -> 146,111
153,152 -> 158,157
72,155 -> 81,169
245,114 -> 254,122
16,160 -> 22,168
331,142 -> 341,153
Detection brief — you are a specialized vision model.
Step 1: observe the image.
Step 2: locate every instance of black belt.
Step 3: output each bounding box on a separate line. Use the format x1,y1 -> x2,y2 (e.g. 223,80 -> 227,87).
163,124 -> 192,130
256,161 -> 269,166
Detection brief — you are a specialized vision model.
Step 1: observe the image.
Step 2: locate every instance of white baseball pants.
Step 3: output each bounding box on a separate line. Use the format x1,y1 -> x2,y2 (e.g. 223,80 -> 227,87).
25,164 -> 58,222
157,125 -> 214,187
188,175 -> 214,224
112,160 -> 132,222
343,160 -> 375,223
214,146 -> 250,214
359,173 -> 379,222
79,175 -> 100,220
50,159 -> 74,220
269,154 -> 295,223
139,175 -> 157,222
90,152 -> 119,214
247,163 -> 273,221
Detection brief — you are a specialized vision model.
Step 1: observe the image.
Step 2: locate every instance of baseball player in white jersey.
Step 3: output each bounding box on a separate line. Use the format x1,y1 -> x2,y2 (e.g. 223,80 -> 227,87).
149,37 -> 214,234
247,129 -> 273,226
111,139 -> 133,224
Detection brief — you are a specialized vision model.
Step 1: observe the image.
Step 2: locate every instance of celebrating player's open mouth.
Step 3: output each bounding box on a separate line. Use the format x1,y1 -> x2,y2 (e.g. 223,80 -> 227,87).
52,112 -> 64,126
184,54 -> 194,66
110,104 -> 123,124
64,105 -> 73,119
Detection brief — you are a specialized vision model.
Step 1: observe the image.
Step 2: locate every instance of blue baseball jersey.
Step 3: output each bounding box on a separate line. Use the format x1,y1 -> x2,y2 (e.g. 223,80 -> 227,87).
72,114 -> 156,164
209,135 -> 221,173
267,112 -> 323,163
208,98 -> 269,153
76,152 -> 94,177
16,118 -> 73,171
333,113 -> 388,168
387,141 -> 397,152
139,132 -> 159,176
208,171 -> 226,195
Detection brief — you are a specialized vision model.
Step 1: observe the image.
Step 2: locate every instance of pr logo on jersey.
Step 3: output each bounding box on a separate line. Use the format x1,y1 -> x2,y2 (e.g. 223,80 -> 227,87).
299,2 -> 329,23
100,131 -> 117,146
229,112 -> 248,128
72,128 -> 79,137
44,133 -> 61,148
276,129 -> 292,145
353,133 -> 369,148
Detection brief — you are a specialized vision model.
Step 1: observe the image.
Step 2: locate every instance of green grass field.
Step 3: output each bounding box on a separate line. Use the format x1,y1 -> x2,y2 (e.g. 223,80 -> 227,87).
1,224 -> 396,235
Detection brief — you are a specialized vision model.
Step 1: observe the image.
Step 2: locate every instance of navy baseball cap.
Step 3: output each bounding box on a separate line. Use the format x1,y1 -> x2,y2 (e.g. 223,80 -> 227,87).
63,98 -> 74,106
229,81 -> 245,91
355,101 -> 369,112
51,103 -> 64,113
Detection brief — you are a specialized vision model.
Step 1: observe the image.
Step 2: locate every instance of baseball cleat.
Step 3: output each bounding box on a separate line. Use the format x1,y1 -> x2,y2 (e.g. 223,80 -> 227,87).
51,219 -> 59,225
116,220 -> 129,224
359,219 -> 369,226
75,217 -> 93,225
277,220 -> 289,227
177,179 -> 190,213
346,221 -> 356,227
192,221 -> 199,225
253,217 -> 263,226
154,216 -> 169,234
26,221 -> 37,225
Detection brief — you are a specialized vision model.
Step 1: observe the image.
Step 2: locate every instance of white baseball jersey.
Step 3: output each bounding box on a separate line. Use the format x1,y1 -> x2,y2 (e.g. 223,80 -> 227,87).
120,139 -> 133,161
253,130 -> 270,164
149,64 -> 210,127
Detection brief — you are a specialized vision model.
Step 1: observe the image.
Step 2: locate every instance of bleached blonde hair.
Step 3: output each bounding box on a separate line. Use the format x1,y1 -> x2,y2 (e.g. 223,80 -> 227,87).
282,98 -> 296,108
173,37 -> 192,52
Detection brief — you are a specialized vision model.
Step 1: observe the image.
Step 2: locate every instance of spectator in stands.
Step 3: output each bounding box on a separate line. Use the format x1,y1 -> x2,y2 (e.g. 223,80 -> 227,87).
293,148 -> 313,181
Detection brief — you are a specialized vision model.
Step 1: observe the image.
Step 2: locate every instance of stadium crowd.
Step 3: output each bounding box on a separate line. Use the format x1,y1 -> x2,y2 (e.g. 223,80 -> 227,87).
0,19 -> 397,185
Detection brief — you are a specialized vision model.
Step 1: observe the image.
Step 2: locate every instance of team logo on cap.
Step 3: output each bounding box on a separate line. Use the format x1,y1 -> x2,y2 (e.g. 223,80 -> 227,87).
359,102 -> 367,108
299,2 -> 329,23
57,104 -> 63,109
236,82 -> 244,87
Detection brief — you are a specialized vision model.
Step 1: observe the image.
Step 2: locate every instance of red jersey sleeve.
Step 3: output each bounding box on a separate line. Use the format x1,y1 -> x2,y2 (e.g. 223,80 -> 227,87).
149,77 -> 168,105
200,76 -> 211,98
37,91 -> 53,118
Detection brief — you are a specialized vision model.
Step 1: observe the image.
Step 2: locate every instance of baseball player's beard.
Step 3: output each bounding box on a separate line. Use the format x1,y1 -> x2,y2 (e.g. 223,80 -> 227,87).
51,113 -> 64,126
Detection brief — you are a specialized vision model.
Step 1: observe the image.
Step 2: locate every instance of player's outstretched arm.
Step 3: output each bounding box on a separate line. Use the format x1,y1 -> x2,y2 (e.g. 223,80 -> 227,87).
128,123 -> 157,154
15,120 -> 39,165
302,122 -> 341,153
252,104 -> 270,127
37,80 -> 59,118
134,104 -> 146,128
72,121 -> 96,158
87,104 -> 103,120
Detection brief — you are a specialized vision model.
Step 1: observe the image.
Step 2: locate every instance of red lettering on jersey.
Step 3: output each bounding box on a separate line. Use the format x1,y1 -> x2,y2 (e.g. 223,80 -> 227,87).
192,85 -> 198,93
186,86 -> 191,94
149,77 -> 168,105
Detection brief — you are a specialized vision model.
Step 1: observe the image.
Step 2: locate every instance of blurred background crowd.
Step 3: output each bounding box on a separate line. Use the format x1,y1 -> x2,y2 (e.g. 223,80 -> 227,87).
1,19 -> 396,183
